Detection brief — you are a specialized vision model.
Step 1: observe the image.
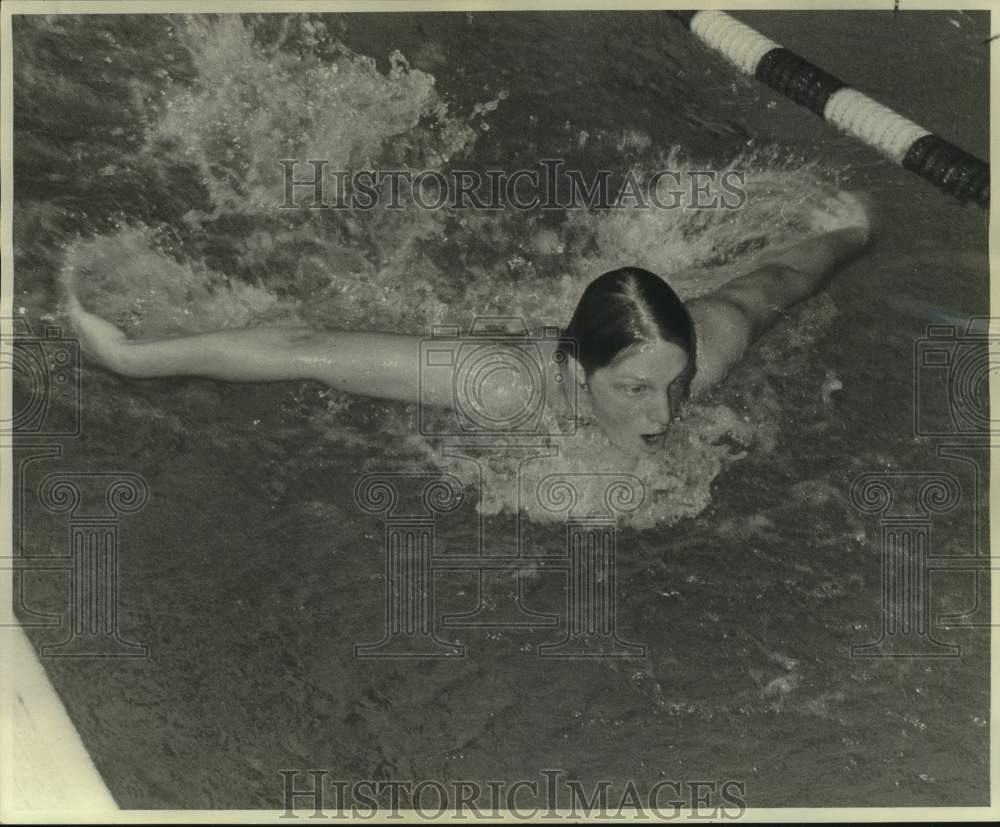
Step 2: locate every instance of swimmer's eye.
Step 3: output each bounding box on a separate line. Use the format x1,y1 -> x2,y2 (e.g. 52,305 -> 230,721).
622,384 -> 648,396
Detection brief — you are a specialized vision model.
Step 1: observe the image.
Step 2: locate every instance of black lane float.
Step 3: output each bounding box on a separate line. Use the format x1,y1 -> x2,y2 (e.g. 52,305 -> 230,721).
670,10 -> 989,208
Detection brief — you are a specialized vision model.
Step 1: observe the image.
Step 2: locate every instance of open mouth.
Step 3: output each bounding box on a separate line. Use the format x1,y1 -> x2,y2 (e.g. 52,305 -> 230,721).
640,430 -> 667,447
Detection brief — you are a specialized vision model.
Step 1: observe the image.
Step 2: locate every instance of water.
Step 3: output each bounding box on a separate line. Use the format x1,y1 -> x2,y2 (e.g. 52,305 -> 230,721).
12,10 -> 990,809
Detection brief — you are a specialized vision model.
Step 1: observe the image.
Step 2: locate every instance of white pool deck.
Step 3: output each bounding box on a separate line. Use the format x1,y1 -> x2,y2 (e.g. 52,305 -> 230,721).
2,623 -> 119,821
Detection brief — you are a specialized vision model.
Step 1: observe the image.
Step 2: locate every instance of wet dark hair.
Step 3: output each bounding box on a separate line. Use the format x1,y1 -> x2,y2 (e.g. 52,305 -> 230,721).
558,266 -> 696,405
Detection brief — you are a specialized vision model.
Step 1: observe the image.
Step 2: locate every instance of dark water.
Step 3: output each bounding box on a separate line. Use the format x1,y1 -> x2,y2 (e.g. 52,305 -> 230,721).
12,10 -> 990,809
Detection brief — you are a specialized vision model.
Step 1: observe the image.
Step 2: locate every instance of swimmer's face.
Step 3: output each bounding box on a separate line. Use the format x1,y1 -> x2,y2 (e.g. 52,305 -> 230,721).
584,339 -> 690,457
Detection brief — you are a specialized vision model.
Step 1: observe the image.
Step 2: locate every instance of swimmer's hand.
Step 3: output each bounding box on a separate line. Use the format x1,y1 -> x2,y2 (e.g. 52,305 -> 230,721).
65,295 -> 136,375
807,190 -> 874,245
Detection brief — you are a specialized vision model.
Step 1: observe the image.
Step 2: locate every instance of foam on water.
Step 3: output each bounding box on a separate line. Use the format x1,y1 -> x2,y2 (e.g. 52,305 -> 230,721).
153,15 -> 476,213
394,401 -> 764,528
61,14 -> 857,527
65,224 -> 289,335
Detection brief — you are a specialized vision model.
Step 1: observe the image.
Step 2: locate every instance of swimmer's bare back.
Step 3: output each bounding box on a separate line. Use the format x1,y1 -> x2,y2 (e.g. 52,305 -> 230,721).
68,207 -> 871,410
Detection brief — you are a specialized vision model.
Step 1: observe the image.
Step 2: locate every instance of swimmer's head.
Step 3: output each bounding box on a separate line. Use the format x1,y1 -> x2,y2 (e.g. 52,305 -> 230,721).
559,267 -> 696,457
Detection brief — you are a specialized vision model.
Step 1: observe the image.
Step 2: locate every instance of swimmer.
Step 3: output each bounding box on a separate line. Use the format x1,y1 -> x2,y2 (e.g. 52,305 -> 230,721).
67,191 -> 872,459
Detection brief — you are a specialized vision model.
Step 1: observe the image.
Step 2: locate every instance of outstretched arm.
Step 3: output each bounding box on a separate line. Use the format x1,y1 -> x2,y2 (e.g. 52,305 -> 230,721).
67,296 -> 532,416
67,296 -> 443,405
687,193 -> 872,397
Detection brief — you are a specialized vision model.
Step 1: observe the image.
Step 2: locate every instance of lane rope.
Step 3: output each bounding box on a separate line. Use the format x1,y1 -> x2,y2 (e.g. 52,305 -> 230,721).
671,10 -> 989,207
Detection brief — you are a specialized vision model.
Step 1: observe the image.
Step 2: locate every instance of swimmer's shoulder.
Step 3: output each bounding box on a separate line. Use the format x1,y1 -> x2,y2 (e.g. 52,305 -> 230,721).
685,298 -> 743,400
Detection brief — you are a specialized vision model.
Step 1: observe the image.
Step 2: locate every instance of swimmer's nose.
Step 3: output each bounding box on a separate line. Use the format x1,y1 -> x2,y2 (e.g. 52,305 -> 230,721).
646,394 -> 672,430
